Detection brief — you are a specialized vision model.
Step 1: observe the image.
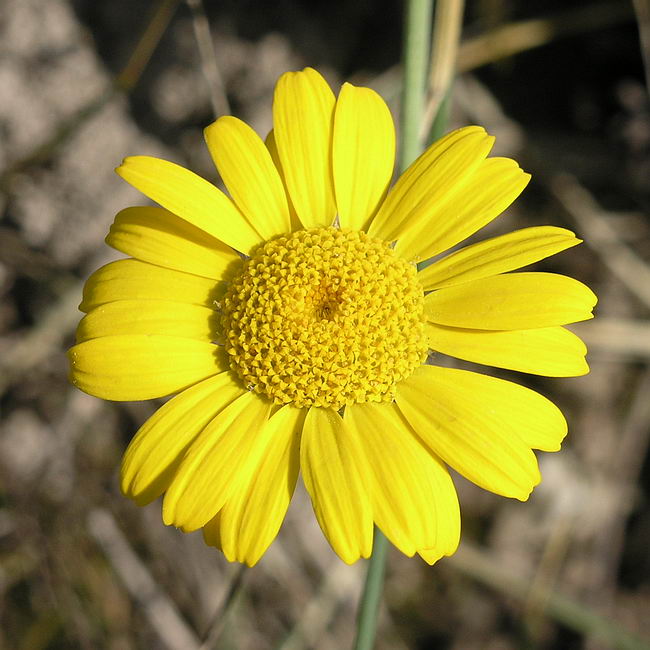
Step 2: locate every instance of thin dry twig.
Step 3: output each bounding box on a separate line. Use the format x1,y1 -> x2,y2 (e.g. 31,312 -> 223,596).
448,543 -> 650,650
523,512 -> 575,641
0,279 -> 84,395
550,173 -> 650,311
87,509 -> 201,650
185,0 -> 230,119
580,365 -> 650,630
278,560 -> 363,650
198,564 -> 247,650
0,0 -> 180,190
615,367 -> 650,479
0,246 -> 117,396
457,1 -> 632,72
116,0 -> 181,92
421,0 -> 465,139
632,0 -> 650,95
572,318 -> 650,359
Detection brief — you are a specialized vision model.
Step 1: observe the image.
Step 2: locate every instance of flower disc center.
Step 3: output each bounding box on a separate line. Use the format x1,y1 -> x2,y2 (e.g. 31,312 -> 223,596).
221,227 -> 428,410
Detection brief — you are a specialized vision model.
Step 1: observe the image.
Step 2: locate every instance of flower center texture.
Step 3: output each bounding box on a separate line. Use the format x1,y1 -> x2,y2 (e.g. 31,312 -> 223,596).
221,227 -> 428,410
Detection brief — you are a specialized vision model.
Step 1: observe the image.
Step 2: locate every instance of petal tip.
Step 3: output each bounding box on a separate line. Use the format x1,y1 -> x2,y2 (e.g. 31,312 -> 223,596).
516,468 -> 542,502
419,551 -> 444,566
162,491 -> 182,527
205,114 -> 240,138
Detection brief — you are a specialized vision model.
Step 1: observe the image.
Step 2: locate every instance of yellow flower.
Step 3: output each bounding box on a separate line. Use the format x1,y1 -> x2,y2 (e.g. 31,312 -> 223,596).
68,68 -> 596,566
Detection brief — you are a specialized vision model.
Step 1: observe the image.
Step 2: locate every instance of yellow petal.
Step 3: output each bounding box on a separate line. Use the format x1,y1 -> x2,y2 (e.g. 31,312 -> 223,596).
367,126 -> 493,242
202,511 -> 223,550
116,156 -> 263,254
344,402 -> 460,559
265,129 -> 301,231
426,324 -> 589,377
120,371 -> 245,505
394,157 -> 530,261
396,366 -> 567,499
76,300 -> 220,344
418,226 -> 581,290
418,548 -> 444,565
218,405 -> 305,566
162,391 -> 272,532
300,407 -> 373,563
68,335 -> 226,401
424,272 -> 597,329
79,259 -> 223,313
106,206 -> 242,281
333,83 -> 395,231
272,67 -> 336,229
204,116 -> 291,239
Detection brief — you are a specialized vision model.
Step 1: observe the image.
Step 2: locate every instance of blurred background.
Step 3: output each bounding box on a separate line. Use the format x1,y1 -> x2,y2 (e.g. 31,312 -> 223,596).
1,0 -> 650,648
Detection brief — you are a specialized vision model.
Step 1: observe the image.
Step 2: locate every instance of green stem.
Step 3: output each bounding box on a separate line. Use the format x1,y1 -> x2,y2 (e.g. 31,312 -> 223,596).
353,529 -> 389,650
428,80 -> 453,144
400,0 -> 435,172
353,2 -> 434,650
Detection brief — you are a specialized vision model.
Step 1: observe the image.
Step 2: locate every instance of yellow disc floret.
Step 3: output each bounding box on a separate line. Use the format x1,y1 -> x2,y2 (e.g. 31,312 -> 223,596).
221,227 -> 428,410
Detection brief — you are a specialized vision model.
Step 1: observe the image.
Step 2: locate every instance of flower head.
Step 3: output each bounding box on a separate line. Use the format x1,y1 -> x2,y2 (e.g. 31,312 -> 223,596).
68,68 -> 597,566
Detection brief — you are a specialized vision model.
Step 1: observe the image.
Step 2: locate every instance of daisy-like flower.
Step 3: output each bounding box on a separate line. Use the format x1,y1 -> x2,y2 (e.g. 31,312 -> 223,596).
69,68 -> 596,567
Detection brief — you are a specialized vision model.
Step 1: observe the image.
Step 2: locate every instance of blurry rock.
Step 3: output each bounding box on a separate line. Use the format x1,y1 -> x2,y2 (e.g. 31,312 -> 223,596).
0,409 -> 52,482
0,0 -> 169,266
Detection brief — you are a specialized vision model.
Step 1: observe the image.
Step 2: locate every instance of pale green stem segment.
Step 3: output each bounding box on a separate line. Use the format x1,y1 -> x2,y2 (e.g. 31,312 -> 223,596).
428,82 -> 453,143
399,0 -> 435,171
352,530 -> 390,650
352,2 -> 435,650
